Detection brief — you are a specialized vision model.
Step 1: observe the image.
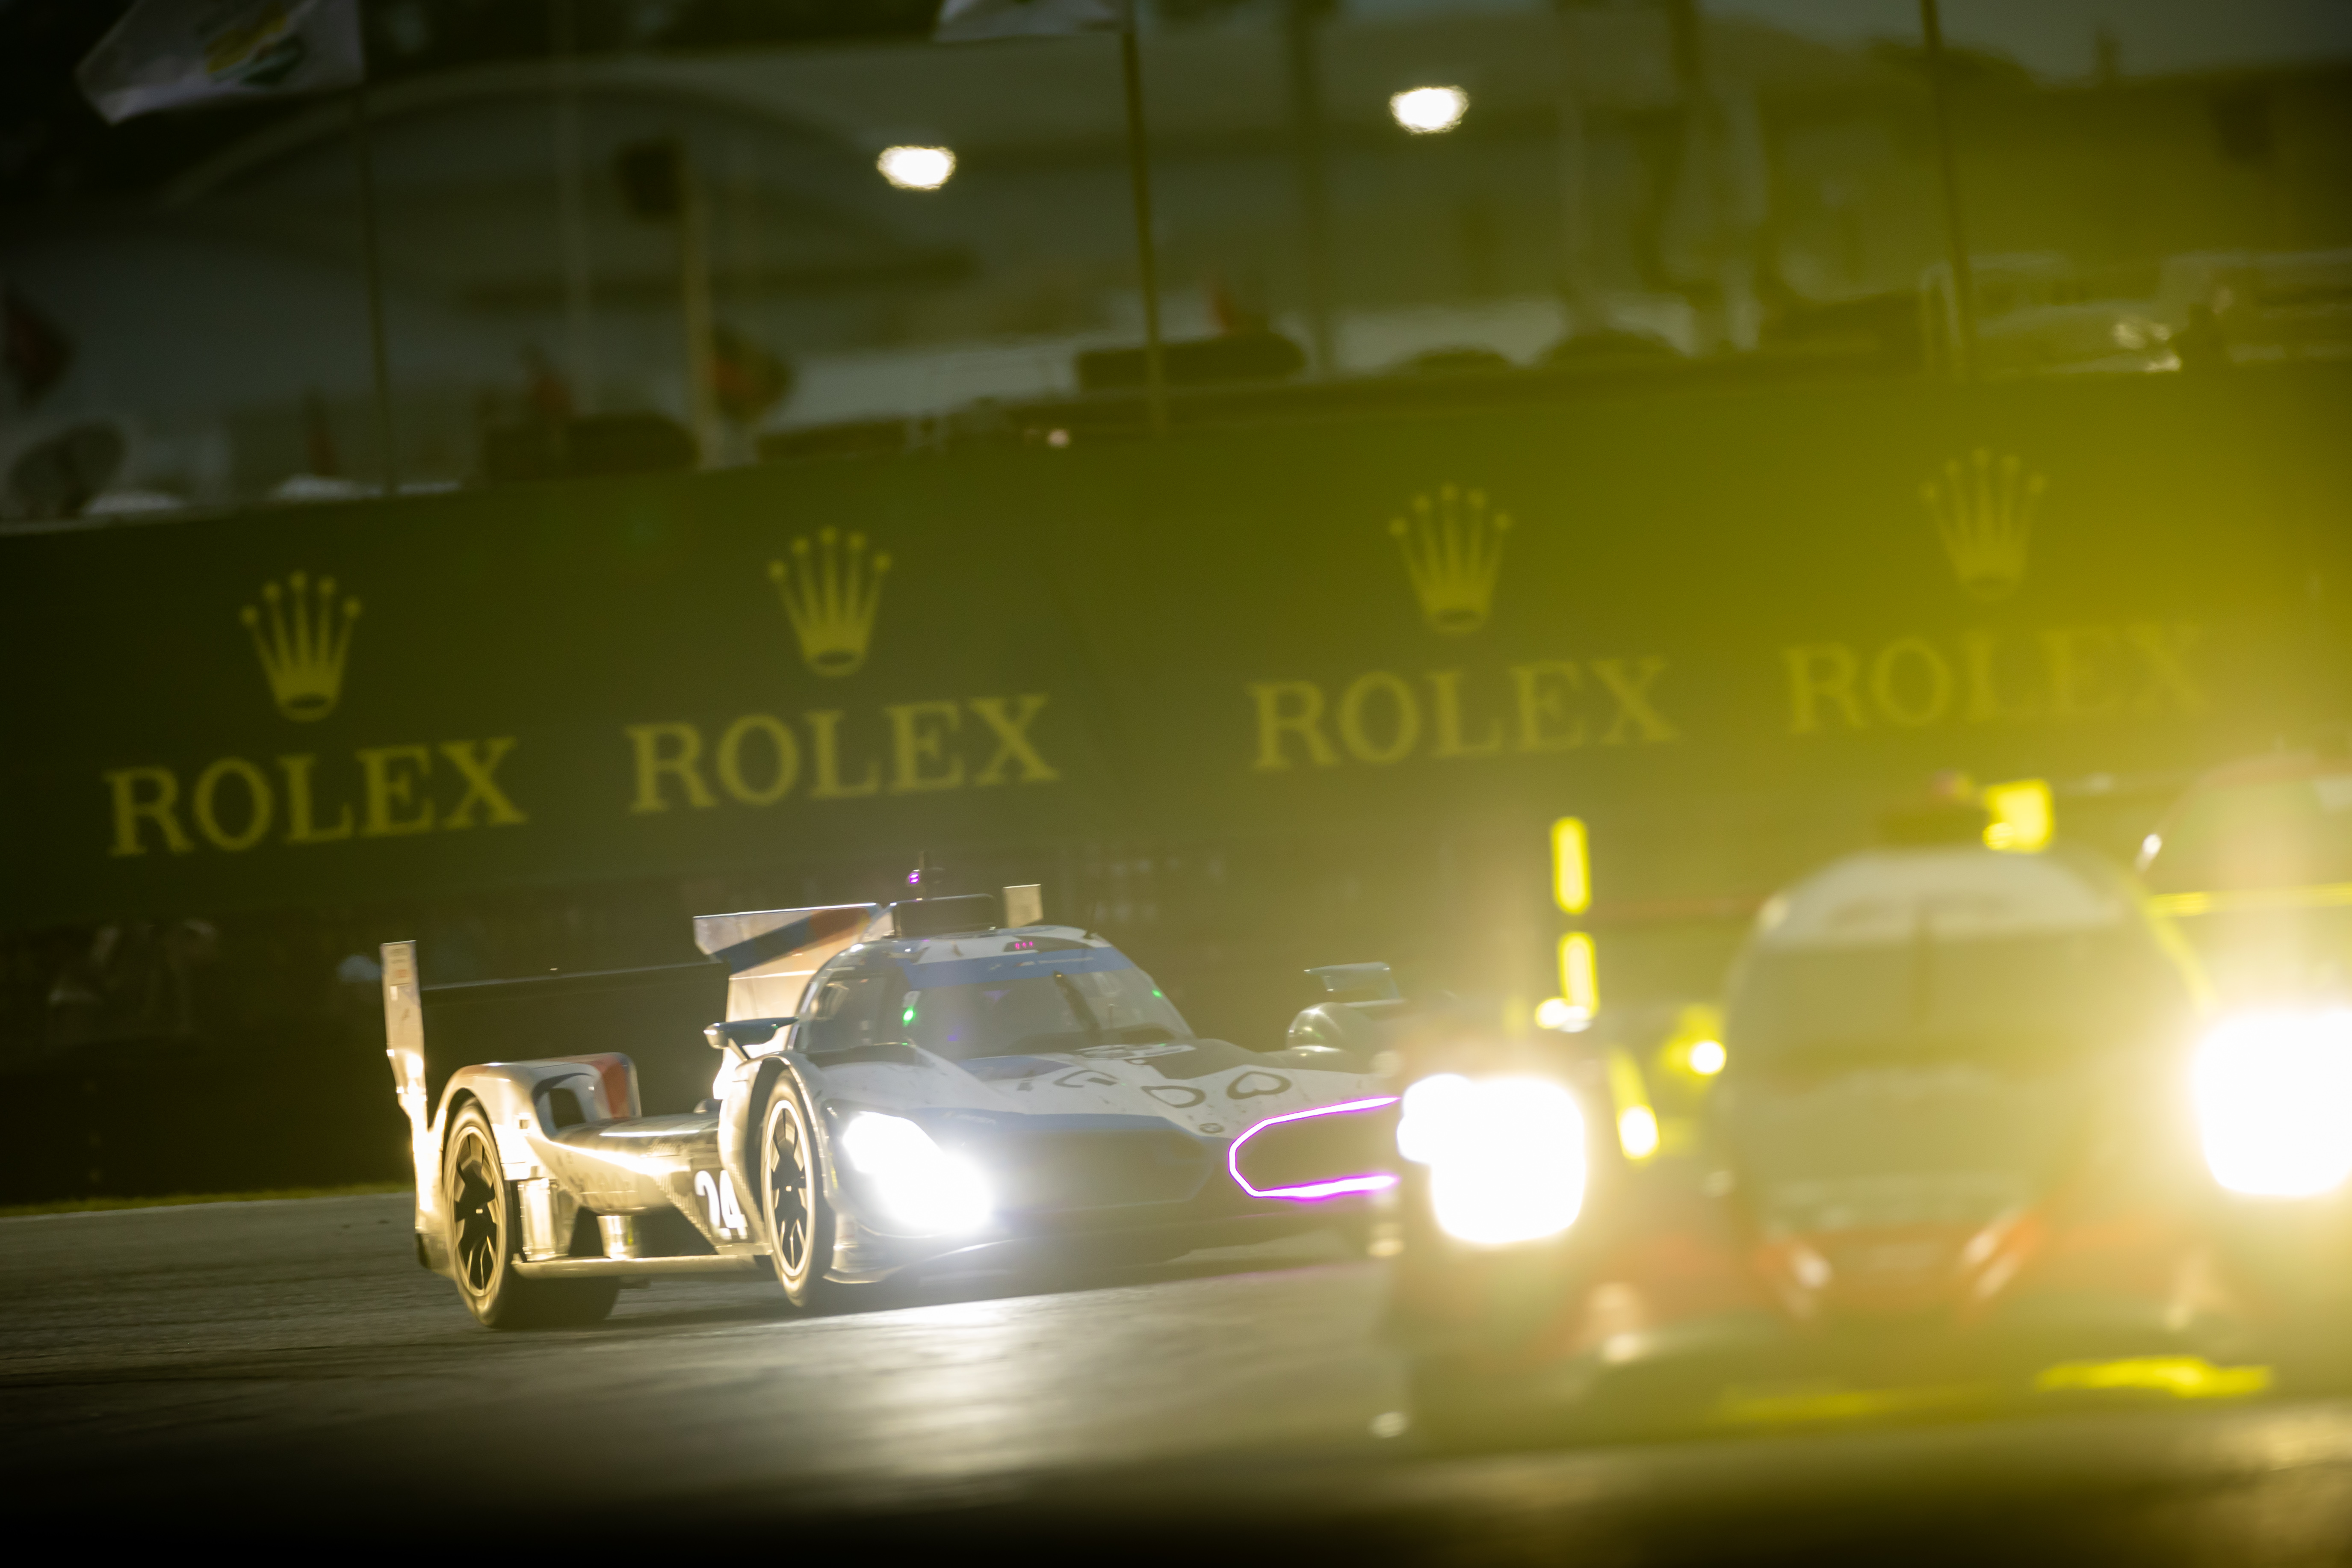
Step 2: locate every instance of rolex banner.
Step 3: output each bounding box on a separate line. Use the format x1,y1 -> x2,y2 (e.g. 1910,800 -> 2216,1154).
3,369 -> 2346,930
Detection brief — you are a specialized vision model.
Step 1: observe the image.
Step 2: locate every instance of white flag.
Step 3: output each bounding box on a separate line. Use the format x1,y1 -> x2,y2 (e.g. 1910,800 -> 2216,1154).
77,0 -> 365,126
934,0 -> 1127,43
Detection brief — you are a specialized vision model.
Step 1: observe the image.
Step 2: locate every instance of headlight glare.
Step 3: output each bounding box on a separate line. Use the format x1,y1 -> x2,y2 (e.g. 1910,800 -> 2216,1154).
2193,1011 -> 2352,1199
1398,1073 -> 1587,1246
840,1112 -> 991,1234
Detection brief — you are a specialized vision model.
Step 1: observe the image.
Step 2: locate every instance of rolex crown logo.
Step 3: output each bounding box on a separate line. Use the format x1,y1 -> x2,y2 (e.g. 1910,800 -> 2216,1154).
239,570 -> 360,721
1923,449 -> 2044,601
1389,484 -> 1510,635
769,527 -> 889,677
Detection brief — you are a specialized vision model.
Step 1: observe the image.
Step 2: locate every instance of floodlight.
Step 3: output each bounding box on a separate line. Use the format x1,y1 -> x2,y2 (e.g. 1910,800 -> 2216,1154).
1390,86 -> 1468,134
878,145 -> 955,191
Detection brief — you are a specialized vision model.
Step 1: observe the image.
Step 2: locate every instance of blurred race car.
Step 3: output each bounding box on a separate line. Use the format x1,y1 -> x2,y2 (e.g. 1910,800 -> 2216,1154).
1261,816 -> 2352,1446
381,889 -> 1378,1328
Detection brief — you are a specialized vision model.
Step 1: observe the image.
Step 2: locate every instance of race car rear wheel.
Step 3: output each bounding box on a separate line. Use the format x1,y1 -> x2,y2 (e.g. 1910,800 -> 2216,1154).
757,1081 -> 853,1311
443,1104 -> 618,1330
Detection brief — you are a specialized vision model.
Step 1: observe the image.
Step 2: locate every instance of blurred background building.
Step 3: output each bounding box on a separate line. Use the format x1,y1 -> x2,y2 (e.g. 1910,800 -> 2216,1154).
2,0 -> 2347,515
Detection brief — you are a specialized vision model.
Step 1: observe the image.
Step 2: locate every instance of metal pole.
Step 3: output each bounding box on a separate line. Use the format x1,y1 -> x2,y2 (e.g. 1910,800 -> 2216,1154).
1553,33 -> 1595,329
1118,22 -> 1169,438
351,85 -> 399,495
1284,0 -> 1335,378
551,0 -> 597,413
678,151 -> 722,466
1661,0 -> 1728,354
1921,0 -> 1977,380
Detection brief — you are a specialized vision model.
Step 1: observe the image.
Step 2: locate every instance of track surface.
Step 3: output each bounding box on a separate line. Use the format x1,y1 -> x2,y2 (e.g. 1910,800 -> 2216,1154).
5,1193 -> 2352,1562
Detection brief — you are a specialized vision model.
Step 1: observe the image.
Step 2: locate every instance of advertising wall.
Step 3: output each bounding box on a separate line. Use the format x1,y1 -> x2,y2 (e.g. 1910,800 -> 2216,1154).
6,367 -> 2347,935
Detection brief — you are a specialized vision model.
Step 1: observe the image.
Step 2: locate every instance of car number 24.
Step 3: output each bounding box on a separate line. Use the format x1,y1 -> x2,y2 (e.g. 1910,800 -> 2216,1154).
692,1169 -> 751,1240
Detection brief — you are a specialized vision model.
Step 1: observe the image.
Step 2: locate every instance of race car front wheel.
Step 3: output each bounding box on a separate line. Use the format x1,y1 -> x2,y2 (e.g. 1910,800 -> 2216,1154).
443,1104 -> 618,1330
757,1081 -> 853,1311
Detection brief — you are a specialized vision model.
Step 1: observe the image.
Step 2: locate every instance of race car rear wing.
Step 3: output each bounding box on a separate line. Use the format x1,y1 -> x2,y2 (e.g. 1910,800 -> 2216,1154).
692,903 -> 885,1022
380,945 -> 728,1115
381,943 -> 428,1216
688,886 -> 1048,1020
379,942 -> 729,1239
379,894 -> 1029,1146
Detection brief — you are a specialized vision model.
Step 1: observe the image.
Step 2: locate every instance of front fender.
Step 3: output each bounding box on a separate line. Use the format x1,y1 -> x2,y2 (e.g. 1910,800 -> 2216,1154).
718,1054 -> 785,1231
718,1052 -> 849,1227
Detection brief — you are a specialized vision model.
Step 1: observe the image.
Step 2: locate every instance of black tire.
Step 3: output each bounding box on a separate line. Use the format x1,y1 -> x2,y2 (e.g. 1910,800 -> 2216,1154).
756,1079 -> 857,1311
442,1104 -> 618,1330
1406,1355 -> 1507,1452
1406,1354 -> 1585,1454
1410,1352 -> 1711,1452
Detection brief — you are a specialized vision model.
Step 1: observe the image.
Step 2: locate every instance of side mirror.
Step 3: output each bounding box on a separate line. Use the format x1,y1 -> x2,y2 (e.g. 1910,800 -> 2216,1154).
705,1017 -> 794,1053
1286,1000 -> 1398,1055
1306,963 -> 1400,1004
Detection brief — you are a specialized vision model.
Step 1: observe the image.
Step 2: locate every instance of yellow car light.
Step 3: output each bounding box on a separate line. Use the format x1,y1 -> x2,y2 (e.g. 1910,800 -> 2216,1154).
1397,1074 -> 1587,1246
2193,1010 -> 2352,1198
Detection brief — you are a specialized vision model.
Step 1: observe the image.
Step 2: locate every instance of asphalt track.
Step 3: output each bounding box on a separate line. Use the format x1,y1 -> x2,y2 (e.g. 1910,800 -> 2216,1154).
5,1194 -> 2352,1563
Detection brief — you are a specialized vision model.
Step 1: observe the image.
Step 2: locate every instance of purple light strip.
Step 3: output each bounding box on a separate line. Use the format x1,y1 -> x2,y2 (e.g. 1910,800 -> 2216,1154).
1228,1096 -> 1401,1202
1259,1172 -> 1398,1201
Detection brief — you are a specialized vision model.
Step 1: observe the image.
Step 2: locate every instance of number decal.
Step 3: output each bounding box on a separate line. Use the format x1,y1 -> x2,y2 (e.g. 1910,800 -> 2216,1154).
694,1169 -> 749,1239
694,1169 -> 721,1232
1227,1071 -> 1293,1100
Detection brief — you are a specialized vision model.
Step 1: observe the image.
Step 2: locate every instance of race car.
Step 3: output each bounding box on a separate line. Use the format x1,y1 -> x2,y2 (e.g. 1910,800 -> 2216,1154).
380,888 -> 1380,1328
1249,811 -> 2352,1447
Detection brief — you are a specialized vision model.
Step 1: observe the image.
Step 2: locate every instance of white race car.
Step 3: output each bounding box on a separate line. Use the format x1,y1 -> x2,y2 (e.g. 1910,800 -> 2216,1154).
382,890 -> 1380,1326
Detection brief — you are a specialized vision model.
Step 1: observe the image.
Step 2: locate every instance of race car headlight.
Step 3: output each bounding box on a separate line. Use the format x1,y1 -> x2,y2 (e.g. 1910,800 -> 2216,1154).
2193,1011 -> 2352,1199
840,1113 -> 991,1235
1397,1073 -> 1587,1246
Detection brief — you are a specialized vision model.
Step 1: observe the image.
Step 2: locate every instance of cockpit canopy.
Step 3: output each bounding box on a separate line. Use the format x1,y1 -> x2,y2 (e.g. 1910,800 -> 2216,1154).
800,927 -> 1191,1063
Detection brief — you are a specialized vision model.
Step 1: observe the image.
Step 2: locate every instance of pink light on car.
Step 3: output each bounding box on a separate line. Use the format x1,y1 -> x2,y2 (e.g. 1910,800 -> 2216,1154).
1227,1096 -> 1401,1202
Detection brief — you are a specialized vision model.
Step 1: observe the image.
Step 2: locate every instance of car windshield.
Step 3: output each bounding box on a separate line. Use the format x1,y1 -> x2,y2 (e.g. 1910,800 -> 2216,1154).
904,966 -> 1191,1063
1729,928 -> 2192,1066
795,951 -> 1193,1063
795,969 -> 912,1056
